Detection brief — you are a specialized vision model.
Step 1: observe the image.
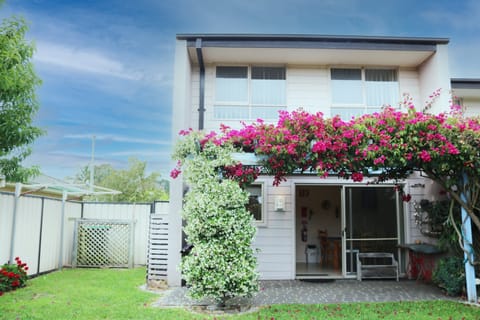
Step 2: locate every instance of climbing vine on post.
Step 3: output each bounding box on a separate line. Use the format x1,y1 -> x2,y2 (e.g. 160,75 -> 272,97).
172,131 -> 258,306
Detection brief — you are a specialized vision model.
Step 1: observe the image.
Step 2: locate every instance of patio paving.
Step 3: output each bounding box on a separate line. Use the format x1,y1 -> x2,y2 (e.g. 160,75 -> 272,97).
153,279 -> 452,307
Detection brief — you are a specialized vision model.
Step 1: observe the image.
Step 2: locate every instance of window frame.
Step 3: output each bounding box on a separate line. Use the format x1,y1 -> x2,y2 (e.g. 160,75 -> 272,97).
245,182 -> 267,227
213,65 -> 287,120
330,67 -> 399,119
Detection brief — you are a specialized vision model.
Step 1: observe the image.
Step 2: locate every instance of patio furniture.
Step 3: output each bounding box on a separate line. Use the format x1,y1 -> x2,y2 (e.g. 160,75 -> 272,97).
357,252 -> 399,281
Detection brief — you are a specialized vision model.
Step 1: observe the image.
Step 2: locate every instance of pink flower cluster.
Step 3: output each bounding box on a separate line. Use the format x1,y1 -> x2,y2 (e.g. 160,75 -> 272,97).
172,103 -> 480,192
224,163 -> 260,188
170,160 -> 182,179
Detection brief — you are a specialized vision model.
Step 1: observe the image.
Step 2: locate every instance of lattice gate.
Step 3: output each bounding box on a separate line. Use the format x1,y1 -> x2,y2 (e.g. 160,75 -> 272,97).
147,214 -> 168,286
72,219 -> 135,268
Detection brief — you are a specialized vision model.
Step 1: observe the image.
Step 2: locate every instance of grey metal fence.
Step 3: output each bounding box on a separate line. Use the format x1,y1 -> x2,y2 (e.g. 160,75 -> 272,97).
1,192 -> 168,277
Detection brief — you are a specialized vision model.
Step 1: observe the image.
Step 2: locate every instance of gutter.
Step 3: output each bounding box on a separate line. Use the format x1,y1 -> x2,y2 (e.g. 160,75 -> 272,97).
196,38 -> 205,130
177,34 -> 450,45
451,78 -> 480,90
178,34 -> 450,51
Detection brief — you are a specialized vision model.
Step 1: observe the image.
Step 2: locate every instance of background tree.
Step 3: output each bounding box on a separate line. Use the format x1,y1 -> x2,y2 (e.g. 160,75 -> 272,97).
0,15 -> 44,182
75,157 -> 169,202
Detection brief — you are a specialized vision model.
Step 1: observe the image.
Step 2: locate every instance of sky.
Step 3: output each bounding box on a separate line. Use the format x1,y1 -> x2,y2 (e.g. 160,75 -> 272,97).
1,0 -> 480,181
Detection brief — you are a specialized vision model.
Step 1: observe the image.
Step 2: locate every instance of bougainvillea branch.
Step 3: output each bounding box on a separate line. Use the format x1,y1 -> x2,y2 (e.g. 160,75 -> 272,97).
172,101 -> 480,252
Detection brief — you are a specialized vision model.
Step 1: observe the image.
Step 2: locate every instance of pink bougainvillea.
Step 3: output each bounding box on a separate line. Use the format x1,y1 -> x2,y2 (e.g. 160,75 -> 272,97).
172,102 -> 480,230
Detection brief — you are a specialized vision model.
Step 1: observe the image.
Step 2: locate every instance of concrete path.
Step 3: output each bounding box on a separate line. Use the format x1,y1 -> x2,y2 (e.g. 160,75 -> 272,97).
154,279 -> 452,307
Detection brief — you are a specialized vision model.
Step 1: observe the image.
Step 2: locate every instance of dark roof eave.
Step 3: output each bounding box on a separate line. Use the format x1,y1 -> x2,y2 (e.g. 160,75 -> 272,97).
451,78 -> 480,89
176,33 -> 450,46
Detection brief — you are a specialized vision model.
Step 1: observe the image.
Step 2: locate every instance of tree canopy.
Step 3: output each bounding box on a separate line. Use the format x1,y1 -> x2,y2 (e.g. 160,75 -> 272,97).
0,15 -> 43,182
76,158 -> 168,202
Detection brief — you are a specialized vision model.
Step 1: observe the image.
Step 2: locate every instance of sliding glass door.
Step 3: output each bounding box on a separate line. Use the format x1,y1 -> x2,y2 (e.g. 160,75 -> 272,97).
343,186 -> 403,276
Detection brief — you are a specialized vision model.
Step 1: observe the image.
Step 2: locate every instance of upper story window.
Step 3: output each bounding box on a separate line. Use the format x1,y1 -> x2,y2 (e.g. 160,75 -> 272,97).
214,66 -> 286,120
331,68 -> 399,120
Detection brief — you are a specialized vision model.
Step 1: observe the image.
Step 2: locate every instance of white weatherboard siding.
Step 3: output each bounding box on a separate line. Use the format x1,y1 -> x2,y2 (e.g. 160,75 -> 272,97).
253,179 -> 294,280
462,98 -> 480,117
287,66 -> 329,114
418,44 -> 451,113
398,68 -> 421,107
190,68 -> 200,130
204,65 -> 215,129
405,173 -> 445,245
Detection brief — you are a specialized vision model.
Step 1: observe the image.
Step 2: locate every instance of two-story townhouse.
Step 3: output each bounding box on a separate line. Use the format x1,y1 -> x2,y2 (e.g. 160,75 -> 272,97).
169,34 -> 453,287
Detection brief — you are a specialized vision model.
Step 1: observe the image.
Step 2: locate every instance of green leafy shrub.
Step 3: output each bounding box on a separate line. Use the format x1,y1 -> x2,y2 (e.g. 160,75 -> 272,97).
173,131 -> 259,306
432,256 -> 465,296
0,257 -> 29,296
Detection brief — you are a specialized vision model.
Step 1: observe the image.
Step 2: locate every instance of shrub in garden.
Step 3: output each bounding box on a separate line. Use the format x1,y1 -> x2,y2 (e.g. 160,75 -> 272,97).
0,257 -> 29,296
173,131 -> 258,306
432,256 -> 465,296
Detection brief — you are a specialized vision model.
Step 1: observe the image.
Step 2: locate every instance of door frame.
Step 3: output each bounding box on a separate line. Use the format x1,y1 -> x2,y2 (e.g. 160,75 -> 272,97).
342,184 -> 405,278
293,180 -> 344,279
292,178 -> 405,279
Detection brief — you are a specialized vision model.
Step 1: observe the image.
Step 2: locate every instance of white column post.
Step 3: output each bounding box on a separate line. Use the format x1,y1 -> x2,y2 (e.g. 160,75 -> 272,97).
461,173 -> 477,303
58,190 -> 68,270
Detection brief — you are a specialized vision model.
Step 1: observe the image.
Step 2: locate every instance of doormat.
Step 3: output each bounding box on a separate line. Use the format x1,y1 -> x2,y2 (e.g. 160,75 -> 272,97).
300,278 -> 336,283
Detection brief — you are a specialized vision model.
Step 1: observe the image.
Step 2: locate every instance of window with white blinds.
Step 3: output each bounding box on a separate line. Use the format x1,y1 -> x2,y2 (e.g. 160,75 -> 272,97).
214,66 -> 286,120
331,68 -> 399,120
215,66 -> 248,103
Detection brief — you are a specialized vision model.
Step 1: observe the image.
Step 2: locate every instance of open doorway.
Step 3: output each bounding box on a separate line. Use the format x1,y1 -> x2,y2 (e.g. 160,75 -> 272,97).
295,185 -> 342,278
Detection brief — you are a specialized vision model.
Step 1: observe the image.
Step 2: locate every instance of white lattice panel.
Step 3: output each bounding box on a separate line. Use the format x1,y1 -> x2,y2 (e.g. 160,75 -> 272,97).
73,219 -> 134,268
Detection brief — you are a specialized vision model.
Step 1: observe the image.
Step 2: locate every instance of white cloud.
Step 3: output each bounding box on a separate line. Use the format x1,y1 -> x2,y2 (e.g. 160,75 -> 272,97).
34,41 -> 142,81
64,133 -> 171,146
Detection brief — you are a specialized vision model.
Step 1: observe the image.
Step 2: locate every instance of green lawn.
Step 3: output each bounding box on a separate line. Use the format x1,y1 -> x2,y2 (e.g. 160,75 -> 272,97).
0,268 -> 478,319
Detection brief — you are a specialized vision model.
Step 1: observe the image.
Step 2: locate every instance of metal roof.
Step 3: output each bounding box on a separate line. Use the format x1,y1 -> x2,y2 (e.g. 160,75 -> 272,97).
2,174 -> 120,198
